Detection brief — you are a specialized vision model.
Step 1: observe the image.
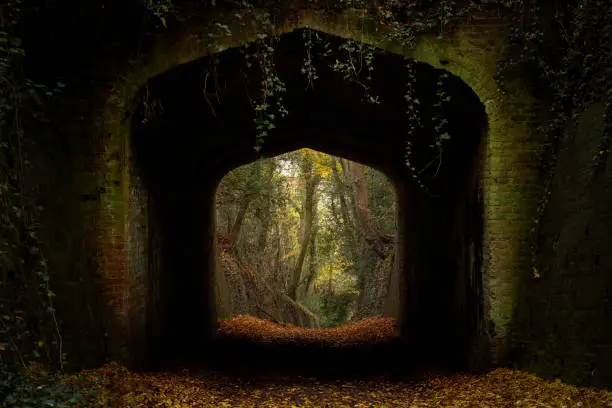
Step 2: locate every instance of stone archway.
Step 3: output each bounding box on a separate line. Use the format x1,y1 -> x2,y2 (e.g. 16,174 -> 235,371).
81,2 -> 542,370
128,27 -> 489,371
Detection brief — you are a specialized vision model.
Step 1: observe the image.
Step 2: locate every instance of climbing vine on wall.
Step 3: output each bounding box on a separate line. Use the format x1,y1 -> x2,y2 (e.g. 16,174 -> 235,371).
0,1 -> 607,401
331,39 -> 380,105
195,0 -> 477,191
492,0 -> 612,279
251,12 -> 288,153
0,0 -> 64,370
376,0 -> 470,191
188,0 -> 611,280
0,0 -> 105,406
2,1 -> 609,393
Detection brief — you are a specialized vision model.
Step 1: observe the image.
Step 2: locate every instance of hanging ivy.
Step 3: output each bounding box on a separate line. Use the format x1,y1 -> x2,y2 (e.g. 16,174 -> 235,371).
2,1 -> 610,398
0,0 -> 107,406
171,0 -> 611,279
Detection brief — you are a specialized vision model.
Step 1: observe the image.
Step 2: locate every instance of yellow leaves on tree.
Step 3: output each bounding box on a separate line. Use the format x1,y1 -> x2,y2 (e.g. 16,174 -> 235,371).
299,148 -> 334,179
314,258 -> 356,294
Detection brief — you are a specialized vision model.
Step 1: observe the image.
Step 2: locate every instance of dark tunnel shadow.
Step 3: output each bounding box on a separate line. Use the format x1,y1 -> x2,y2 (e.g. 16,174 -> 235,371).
130,28 -> 489,377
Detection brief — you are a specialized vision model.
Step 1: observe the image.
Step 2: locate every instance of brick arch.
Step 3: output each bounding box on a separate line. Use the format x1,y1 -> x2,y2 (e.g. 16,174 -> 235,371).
91,3 -> 541,369
125,28 -> 487,371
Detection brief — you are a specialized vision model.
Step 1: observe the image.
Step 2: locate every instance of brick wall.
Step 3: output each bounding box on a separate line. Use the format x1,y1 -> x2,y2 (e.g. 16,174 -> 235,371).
127,163 -> 149,366
29,94 -> 111,367
89,2 -> 534,365
50,1 -> 611,388
509,98 -> 612,387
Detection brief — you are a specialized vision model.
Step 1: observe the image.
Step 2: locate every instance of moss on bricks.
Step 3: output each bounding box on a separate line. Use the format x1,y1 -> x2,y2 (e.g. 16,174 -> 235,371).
86,4 -> 544,366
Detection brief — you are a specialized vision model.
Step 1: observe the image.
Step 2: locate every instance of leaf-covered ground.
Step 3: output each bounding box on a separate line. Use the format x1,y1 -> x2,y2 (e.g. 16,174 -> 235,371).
67,316 -> 611,407
74,363 -> 612,407
216,315 -> 398,345
207,316 -> 405,377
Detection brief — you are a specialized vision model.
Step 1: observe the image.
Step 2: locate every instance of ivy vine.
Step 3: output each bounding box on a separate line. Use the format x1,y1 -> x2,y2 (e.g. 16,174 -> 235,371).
493,0 -> 612,279
1,0 -> 64,371
192,0 -> 611,281
1,0 -> 104,405
3,2 -> 610,398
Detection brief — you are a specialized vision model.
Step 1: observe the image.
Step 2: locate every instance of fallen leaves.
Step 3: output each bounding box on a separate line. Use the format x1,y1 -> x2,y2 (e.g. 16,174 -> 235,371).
61,317 -> 612,407
216,315 -> 398,346
70,364 -> 612,408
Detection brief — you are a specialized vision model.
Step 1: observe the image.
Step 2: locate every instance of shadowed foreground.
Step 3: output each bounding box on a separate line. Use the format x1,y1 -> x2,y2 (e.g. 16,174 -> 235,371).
74,363 -> 612,407
203,316 -> 405,378
61,317 -> 612,406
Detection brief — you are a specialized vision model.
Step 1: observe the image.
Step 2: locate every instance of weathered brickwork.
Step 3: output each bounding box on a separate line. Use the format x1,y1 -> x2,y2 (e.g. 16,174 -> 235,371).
96,3 -> 536,364
127,163 -> 149,366
45,1 -> 610,387
300,4 -> 544,366
509,99 -> 612,388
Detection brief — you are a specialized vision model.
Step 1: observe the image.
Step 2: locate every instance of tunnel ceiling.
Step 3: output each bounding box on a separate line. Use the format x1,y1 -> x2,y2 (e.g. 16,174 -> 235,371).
132,28 -> 486,196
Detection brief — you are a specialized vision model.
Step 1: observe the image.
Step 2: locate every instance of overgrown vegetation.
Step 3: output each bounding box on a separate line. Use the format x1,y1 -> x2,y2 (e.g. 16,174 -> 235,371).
146,0 -> 612,280
0,1 -> 99,406
215,149 -> 396,328
185,0 -> 612,279
1,0 -> 611,405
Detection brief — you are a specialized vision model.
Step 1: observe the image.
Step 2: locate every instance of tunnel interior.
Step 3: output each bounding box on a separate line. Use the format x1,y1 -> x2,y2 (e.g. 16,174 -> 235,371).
130,28 -> 488,374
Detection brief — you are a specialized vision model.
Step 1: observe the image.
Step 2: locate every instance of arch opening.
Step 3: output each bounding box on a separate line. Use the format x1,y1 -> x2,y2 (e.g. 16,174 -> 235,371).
214,148 -> 400,329
130,28 -> 489,374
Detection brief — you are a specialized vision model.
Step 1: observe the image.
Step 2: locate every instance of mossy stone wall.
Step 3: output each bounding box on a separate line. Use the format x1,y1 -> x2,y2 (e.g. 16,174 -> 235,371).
509,98 -> 612,388
51,2 -> 612,387
90,2 -> 540,367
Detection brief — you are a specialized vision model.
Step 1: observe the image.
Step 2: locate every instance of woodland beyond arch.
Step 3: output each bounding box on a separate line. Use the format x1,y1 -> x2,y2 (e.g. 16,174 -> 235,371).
2,2 -> 611,403
86,1 -> 540,370
127,27 -> 488,372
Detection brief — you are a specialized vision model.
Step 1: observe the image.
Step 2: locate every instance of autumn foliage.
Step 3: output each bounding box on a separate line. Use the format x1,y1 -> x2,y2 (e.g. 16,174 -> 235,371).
18,317 -> 605,407
66,362 -> 612,407
216,315 -> 398,346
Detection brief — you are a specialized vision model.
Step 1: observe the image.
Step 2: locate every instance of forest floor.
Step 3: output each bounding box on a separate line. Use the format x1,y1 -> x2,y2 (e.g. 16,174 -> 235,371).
216,315 -> 398,345
205,315 -> 406,378
70,316 -> 612,407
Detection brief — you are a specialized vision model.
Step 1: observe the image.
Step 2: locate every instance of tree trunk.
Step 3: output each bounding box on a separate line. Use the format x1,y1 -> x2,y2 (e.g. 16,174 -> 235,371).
331,158 -> 357,250
255,163 -> 277,272
302,225 -> 318,298
288,162 -> 321,301
228,198 -> 250,250
345,162 -> 396,320
348,161 -> 392,259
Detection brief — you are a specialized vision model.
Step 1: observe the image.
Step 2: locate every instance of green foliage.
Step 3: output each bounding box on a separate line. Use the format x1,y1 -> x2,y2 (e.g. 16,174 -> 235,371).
490,0 -> 612,277
364,167 -> 397,232
310,258 -> 359,327
218,2 -> 610,280
309,292 -> 357,328
227,4 -> 289,153
0,0 -> 608,388
216,149 -> 397,327
301,28 -> 323,89
138,0 -> 609,282
143,0 -> 172,27
331,39 -> 380,104
376,0 -> 470,192
403,58 -> 425,190
1,0 -> 63,370
0,2 -> 92,407
1,368 -> 102,408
